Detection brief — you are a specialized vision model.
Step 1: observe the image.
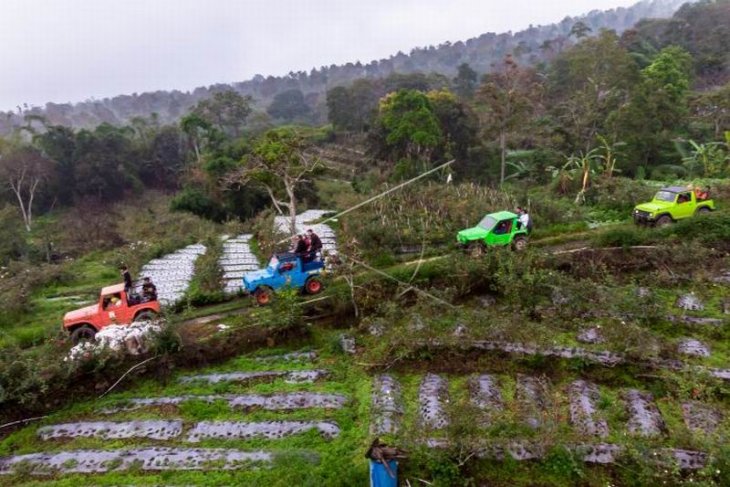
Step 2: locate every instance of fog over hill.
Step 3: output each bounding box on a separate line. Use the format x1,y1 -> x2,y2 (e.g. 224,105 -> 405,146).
0,0 -> 688,134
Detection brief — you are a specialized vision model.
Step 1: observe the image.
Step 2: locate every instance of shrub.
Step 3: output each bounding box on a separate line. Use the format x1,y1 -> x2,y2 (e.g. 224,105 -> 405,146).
339,182 -> 516,256
661,211 -> 730,246
592,226 -> 652,248
0,261 -> 73,317
587,177 -> 655,214
0,206 -> 27,264
170,185 -> 226,222
183,235 -> 227,307
252,209 -> 288,259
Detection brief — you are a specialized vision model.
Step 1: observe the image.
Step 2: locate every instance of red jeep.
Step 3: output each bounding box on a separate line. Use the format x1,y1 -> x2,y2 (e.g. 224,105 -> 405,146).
63,283 -> 160,343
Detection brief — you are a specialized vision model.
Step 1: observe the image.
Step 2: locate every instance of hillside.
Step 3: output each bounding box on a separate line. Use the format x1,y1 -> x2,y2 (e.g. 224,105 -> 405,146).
0,0 -> 687,134
1,0 -> 730,483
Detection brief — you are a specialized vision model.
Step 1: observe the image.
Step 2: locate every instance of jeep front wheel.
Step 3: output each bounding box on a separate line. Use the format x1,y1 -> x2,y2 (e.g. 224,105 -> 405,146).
468,242 -> 486,258
512,236 -> 528,252
71,325 -> 97,345
254,287 -> 273,306
655,215 -> 672,227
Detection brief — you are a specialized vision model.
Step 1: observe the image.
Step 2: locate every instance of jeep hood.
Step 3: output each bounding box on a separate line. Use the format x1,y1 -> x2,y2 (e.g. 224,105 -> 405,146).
635,201 -> 671,213
243,269 -> 272,286
64,304 -> 98,324
457,227 -> 488,242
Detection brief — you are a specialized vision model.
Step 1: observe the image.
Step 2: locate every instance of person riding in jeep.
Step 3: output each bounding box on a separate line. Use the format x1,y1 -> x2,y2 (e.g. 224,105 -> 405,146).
516,207 -> 532,235
306,229 -> 322,262
141,277 -> 157,302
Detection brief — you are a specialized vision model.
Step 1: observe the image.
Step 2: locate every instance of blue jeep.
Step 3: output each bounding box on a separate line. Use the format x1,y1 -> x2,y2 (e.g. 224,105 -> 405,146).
242,252 -> 324,305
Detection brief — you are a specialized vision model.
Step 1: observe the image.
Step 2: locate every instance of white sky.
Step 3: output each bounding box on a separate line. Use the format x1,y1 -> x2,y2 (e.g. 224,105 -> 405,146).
0,0 -> 638,111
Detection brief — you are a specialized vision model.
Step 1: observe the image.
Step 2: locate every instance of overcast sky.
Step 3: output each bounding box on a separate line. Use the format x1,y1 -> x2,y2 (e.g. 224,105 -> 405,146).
0,0 -> 639,111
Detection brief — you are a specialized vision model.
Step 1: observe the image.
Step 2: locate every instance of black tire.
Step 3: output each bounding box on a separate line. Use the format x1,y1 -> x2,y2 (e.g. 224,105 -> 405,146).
254,287 -> 273,306
468,242 -> 486,258
71,325 -> 97,345
305,277 -> 323,295
133,310 -> 157,322
512,236 -> 528,252
655,215 -> 672,227
696,206 -> 711,215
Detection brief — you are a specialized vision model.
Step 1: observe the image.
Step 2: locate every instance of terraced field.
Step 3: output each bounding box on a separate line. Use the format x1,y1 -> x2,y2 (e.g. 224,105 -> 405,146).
138,244 -> 207,305
219,235 -> 261,295
3,215 -> 729,485
2,290 -> 729,486
0,341 -> 371,485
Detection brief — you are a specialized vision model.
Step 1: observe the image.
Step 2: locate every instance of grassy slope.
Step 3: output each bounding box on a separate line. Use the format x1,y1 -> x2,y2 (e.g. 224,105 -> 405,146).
0,193 -> 223,348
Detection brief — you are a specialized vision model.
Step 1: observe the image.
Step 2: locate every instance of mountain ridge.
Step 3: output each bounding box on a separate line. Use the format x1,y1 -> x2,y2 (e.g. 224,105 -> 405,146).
0,0 -> 689,134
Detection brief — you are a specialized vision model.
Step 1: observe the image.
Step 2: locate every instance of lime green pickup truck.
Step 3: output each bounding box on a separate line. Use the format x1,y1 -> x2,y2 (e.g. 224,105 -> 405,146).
633,186 -> 715,226
456,210 -> 528,255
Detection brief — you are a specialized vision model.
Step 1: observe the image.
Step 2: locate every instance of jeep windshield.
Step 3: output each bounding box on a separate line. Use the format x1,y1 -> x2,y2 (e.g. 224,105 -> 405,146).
654,191 -> 676,203
478,215 -> 497,231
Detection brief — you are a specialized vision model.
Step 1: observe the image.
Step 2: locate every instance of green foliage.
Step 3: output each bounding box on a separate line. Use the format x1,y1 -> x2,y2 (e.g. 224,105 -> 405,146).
452,62 -> 478,98
326,79 -> 381,132
184,235 -> 226,307
542,446 -> 585,482
477,55 -> 543,183
549,30 -> 638,152
677,139 -> 729,178
491,249 -> 552,316
0,260 -> 73,322
338,182 -> 515,257
592,226 -> 651,248
376,89 -> 442,162
267,89 -> 311,122
661,211 -> 730,246
0,206 -> 27,264
616,45 -> 693,169
150,321 -> 183,355
192,90 -> 253,138
170,185 -> 227,222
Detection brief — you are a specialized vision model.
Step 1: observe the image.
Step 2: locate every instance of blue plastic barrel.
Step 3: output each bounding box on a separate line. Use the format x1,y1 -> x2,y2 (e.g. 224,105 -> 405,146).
369,459 -> 398,487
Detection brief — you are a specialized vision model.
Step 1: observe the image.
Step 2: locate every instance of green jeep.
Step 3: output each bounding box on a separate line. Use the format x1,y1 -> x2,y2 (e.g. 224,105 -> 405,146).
457,210 -> 528,255
633,186 -> 715,226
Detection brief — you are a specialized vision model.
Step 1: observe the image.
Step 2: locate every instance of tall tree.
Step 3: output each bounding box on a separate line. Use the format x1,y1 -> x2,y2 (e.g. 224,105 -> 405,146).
0,144 -> 53,231
689,82 -> 730,139
452,63 -> 478,99
33,124 -> 77,205
569,21 -> 592,39
427,89 -> 478,162
192,90 -> 252,138
615,46 -> 692,168
180,113 -> 211,164
326,86 -> 353,131
139,125 -> 186,189
225,128 -> 324,235
267,89 -> 311,122
372,89 -> 442,164
475,55 -> 542,184
72,124 -> 138,202
548,30 -> 638,153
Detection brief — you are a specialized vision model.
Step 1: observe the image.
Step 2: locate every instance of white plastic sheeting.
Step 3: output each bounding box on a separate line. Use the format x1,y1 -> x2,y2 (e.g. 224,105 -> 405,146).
65,321 -> 162,362
0,448 -> 272,474
219,235 -> 260,295
274,210 -> 337,257
139,244 -> 206,305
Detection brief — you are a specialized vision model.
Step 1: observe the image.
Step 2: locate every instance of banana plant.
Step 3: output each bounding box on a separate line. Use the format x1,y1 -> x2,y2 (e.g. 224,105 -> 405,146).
565,148 -> 600,204
545,162 -> 573,195
595,135 -> 625,179
676,139 -> 728,178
